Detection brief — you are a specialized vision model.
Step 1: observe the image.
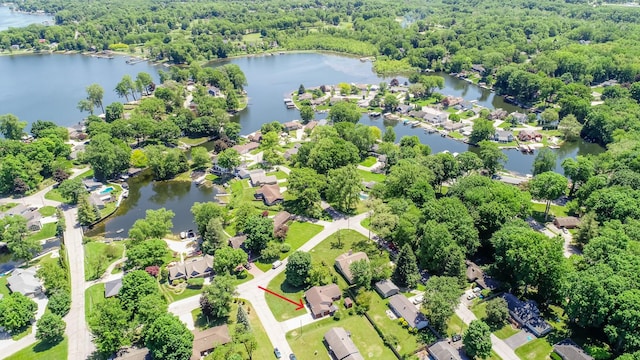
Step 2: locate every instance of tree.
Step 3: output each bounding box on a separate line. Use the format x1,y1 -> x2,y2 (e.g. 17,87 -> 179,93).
202,217 -> 226,255
470,118 -> 494,144
84,133 -> 131,181
126,239 -> 170,269
244,215 -> 273,254
190,146 -> 210,170
558,114 -> 582,141
235,326 -> 257,360
236,305 -> 251,331
213,247 -> 248,274
383,126 -> 396,143
300,105 -> 314,123
105,102 -> 124,123
136,72 -> 155,96
329,101 -> 360,123
457,151 -> 484,175
392,243 -> 421,288
145,314 -> 194,360
0,292 -> 37,333
90,298 -> 129,354
485,298 -> 509,327
145,145 -> 189,180
285,251 -> 312,287
201,275 -> 236,319
367,199 -> 398,240
350,259 -> 372,289
57,177 -> 85,204
562,156 -> 594,196
116,75 -> 136,102
298,84 -> 306,95
191,202 -> 224,235
532,148 -> 557,175
463,320 -> 492,359
478,141 -> 507,176
419,75 -> 445,96
383,94 -> 399,112
575,211 -> 598,246
48,289 -> 71,317
77,194 -> 99,226
130,149 -> 149,168
128,208 -> 175,242
217,148 -> 241,171
36,312 -> 65,343
0,114 -> 27,140
136,294 -> 168,327
421,276 -> 463,332
528,172 -> 568,220
326,165 -> 362,212
119,270 -> 159,314
86,83 -> 105,114
1,215 -> 41,263
605,289 -> 640,353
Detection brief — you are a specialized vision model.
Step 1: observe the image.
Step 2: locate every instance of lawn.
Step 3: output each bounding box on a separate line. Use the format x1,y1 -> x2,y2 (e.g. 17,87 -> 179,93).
84,241 -> 125,281
178,136 -> 209,146
471,301 -> 487,320
493,324 -> 520,339
44,188 -> 67,203
265,270 -> 306,321
266,170 -> 289,180
37,206 -> 57,217
286,313 -> 395,359
446,314 -> 468,337
531,202 -> 569,222
515,338 -> 553,360
245,300 -> 275,360
85,283 -> 105,322
26,222 -> 57,242
449,131 -> 464,139
499,122 -> 513,129
230,179 -> 259,205
160,281 -> 203,303
0,276 -> 11,298
5,337 -> 68,360
254,221 -> 323,271
359,156 -> 377,167
0,202 -> 17,212
357,169 -> 386,183
367,290 -> 422,356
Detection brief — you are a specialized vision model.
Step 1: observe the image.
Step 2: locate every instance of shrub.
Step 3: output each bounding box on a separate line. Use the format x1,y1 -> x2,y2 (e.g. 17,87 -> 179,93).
187,278 -> 205,288
333,311 -> 342,321
280,243 -> 291,253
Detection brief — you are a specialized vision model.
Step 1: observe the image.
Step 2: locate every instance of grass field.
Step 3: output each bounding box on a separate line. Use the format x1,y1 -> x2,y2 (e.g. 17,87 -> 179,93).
84,241 -> 125,281
359,156 -> 377,167
85,283 -> 105,322
266,170 -> 289,180
44,188 -> 67,203
245,300 -> 275,360
367,290 -> 422,356
286,314 -> 395,359
37,206 -> 57,217
515,338 -> 553,360
446,313 -> 468,337
160,282 -> 203,303
254,221 -> 324,271
0,202 -> 17,212
357,169 -> 386,183
178,136 -> 209,146
531,202 -> 569,223
5,337 -> 68,360
471,301 -> 488,320
26,222 -> 57,242
0,276 -> 11,298
265,270 -> 306,321
494,324 -> 520,339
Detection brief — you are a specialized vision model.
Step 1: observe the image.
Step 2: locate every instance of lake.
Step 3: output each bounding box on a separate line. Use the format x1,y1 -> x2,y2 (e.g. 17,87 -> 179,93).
0,6 -> 53,31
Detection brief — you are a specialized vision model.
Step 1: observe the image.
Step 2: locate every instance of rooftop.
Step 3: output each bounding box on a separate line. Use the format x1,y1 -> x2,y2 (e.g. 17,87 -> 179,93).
305,284 -> 341,318
428,340 -> 462,360
335,251 -> 369,284
191,325 -> 231,360
324,327 -> 364,360
105,278 -> 123,298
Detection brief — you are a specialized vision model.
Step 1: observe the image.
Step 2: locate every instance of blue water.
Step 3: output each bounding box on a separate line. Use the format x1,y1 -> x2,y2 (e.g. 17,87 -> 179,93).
99,187 -> 114,195
0,6 -> 53,31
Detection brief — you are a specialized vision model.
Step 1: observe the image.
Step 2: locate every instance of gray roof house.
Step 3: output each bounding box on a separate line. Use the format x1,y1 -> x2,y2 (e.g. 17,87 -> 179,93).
82,178 -> 103,191
334,251 -> 369,284
105,278 -> 123,298
554,339 -> 594,360
168,263 -> 187,282
249,169 -> 278,187
428,340 -> 463,360
0,205 -> 42,231
324,327 -> 364,360
388,294 -> 428,329
510,112 -> 528,124
375,279 -> 400,298
493,130 -> 514,143
228,235 -> 247,249
8,268 -> 42,297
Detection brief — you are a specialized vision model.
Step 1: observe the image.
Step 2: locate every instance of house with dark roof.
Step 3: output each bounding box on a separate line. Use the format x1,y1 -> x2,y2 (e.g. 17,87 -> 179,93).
115,347 -> 151,360
428,340 -> 463,360
554,339 -> 593,360
334,251 -> 369,284
105,278 -> 123,298
375,279 -> 400,298
324,327 -> 364,360
255,184 -> 283,206
82,178 -> 103,191
502,293 -> 552,337
8,268 -> 42,297
191,325 -> 231,360
466,260 -> 501,290
184,255 -> 214,279
518,130 -> 542,142
554,217 -> 580,229
305,284 -> 341,318
388,294 -> 428,329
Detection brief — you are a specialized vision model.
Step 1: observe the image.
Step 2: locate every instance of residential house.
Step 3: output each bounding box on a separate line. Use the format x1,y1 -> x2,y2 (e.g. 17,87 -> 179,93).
305,284 -> 341,318
554,217 -> 580,229
249,170 -> 277,187
375,279 -> 400,298
428,340 -> 463,360
298,93 -> 313,101
231,142 -> 259,155
89,192 -> 112,210
442,96 -> 463,107
191,325 -> 231,360
324,327 -> 364,360
207,86 -> 221,97
466,260 -> 501,290
305,121 -> 318,131
184,255 -> 214,279
518,130 -> 542,142
247,131 -> 262,143
105,278 -> 123,298
408,110 -> 427,119
459,101 -> 474,111
554,339 -> 594,360
7,268 -> 42,297
228,235 -> 247,249
443,121 -> 465,132
471,64 -> 486,74
284,143 -> 302,160
421,107 -> 448,125
502,293 -> 552,337
510,112 -> 528,124
334,251 -> 369,284
273,211 -> 291,233
283,121 -> 303,132
115,347 -> 151,360
168,263 -> 187,282
388,294 -> 429,329
397,104 -> 412,114
357,99 -> 370,108
236,168 -> 251,179
0,205 -> 44,231
493,130 -> 514,143
489,109 -> 508,120
255,184 -> 283,206
83,178 -> 103,192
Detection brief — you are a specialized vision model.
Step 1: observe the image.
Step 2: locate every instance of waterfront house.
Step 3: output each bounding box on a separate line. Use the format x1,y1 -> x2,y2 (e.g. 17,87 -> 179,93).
231,142 -> 259,155
255,184 -> 283,206
518,130 -> 542,142
228,235 -> 247,249
305,284 -> 341,318
375,279 -> 400,298
105,278 -> 123,298
335,251 -> 369,284
421,107 -> 448,125
489,109 -> 508,120
298,93 -> 313,101
83,178 -> 103,192
283,120 -> 303,132
305,121 -> 318,131
207,86 -> 221,97
493,130 -> 514,143
428,340 -> 462,360
8,268 -> 42,297
397,104 -> 412,114
388,294 -> 429,329
442,96 -> 463,107
443,121 -> 465,132
324,327 -> 364,360
510,112 -> 528,124
554,216 -> 580,229
471,64 -> 486,74
248,131 -> 262,143
191,325 -> 231,360
249,170 -> 277,187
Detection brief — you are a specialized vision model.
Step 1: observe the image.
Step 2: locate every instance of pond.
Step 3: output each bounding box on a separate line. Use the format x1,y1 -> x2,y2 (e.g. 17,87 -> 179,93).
0,6 -> 53,31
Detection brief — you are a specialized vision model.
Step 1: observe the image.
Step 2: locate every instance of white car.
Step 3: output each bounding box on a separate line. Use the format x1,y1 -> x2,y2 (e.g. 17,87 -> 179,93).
466,293 -> 476,300
412,295 -> 424,305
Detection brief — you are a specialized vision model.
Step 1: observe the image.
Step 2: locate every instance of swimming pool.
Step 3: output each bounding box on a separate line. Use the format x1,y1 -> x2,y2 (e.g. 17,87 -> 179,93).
99,186 -> 114,195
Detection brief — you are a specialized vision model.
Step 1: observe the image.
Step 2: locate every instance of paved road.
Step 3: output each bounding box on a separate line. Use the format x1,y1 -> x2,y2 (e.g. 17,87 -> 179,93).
455,292 -> 520,360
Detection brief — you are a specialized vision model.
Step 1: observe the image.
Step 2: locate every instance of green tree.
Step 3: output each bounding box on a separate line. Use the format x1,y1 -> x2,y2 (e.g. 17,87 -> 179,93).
47,289 -> 71,317
0,292 -> 37,333
463,320 -> 492,359
128,208 -> 175,242
145,145 -> 189,180
470,118 -> 494,144
562,156 -> 594,196
383,94 -> 399,112
558,114 -> 582,141
84,133 -> 131,181
0,114 -> 27,140
57,177 -> 85,204
383,126 -> 396,143
528,172 -> 568,220
421,276 -> 463,332
119,270 -> 159,314
298,84 -> 305,95
392,243 -> 421,288
244,215 -> 273,254
326,165 -> 362,212
145,314 -> 194,360
485,298 -> 509,328
300,105 -> 314,123
1,215 -> 41,263
285,251 -> 312,287
418,75 -> 445,96
90,298 -> 130,354
350,259 -> 372,289
367,199 -> 398,240
115,75 -> 136,102
329,101 -> 361,123
202,217 -> 226,255
136,72 -> 155,96
136,294 -> 168,327
532,148 -> 557,175
457,151 -> 484,174
130,149 -> 149,168
86,83 -> 105,114
105,102 -> 124,123
217,148 -> 241,171
213,247 -> 248,274
605,289 -> 640,353
478,141 -> 507,176
200,275 -> 236,319
36,312 -> 66,343
575,211 -> 599,246
190,146 -> 210,170
191,202 -> 224,235
126,238 -> 170,269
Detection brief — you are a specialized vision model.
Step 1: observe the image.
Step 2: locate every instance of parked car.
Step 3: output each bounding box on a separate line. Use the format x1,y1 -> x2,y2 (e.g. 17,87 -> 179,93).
412,295 -> 424,305
466,293 -> 476,300
289,354 -> 297,360
562,227 -> 568,234
243,262 -> 252,270
272,260 -> 283,269
452,334 -> 462,342
274,348 -> 282,358
472,287 -> 482,293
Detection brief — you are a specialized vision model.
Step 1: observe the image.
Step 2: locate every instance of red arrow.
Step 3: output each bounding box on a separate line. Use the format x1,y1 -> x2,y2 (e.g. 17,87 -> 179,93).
258,286 -> 305,310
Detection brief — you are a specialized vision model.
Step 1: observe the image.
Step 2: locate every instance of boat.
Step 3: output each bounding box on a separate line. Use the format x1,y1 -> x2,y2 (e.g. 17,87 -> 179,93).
425,127 -> 436,134
411,121 -> 421,128
116,229 -> 124,234
519,144 -> 533,153
368,111 -> 381,117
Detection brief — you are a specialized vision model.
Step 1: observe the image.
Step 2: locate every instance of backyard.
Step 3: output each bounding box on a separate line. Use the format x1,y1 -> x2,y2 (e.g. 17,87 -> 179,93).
84,241 -> 125,281
85,283 -> 105,322
446,314 -> 468,337
357,169 -> 386,183
286,313 -> 395,359
253,221 -> 324,272
26,222 -> 57,242
5,337 -> 68,360
515,338 -> 553,360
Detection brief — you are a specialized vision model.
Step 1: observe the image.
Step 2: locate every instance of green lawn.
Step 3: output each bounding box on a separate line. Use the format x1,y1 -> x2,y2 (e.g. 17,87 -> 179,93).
360,217 -> 370,230
368,290 -> 422,356
26,222 -> 57,242
44,188 -> 67,203
254,221 -> 323,271
499,122 -> 513,129
287,313 -> 395,359
446,313 -> 468,337
531,202 -> 569,222
5,337 -> 68,360
160,282 -> 203,303
245,300 -> 275,360
0,202 -> 17,212
515,338 -> 553,360
179,136 -> 209,146
359,156 -> 377,167
493,324 -> 520,339
37,206 -> 57,217
0,277 -> 11,298
449,131 -> 464,139
471,301 -> 488,320
265,270 -> 306,321
230,179 -> 259,205
266,170 -> 289,180
357,169 -> 386,183
85,283 -> 105,322
488,350 -> 503,360
84,241 -> 125,281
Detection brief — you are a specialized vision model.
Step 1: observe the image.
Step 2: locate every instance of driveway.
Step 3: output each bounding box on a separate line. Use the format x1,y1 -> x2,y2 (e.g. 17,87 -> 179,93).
504,329 -> 536,349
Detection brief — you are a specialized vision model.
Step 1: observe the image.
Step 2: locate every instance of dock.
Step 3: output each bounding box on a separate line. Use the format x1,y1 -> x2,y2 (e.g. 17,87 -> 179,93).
283,98 -> 297,110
